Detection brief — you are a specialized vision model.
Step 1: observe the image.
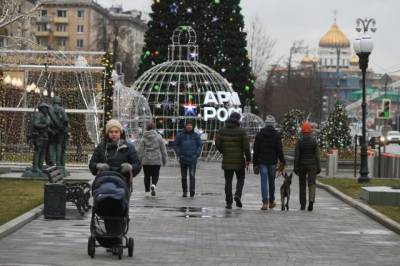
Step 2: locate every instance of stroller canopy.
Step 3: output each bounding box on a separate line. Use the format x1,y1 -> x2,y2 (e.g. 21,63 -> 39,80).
92,171 -> 130,216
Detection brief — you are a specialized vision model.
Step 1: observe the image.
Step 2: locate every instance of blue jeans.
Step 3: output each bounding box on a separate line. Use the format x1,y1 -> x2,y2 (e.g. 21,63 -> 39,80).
260,164 -> 276,204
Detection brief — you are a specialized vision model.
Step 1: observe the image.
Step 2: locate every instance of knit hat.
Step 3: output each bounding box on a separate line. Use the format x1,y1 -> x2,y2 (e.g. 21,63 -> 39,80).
106,119 -> 123,134
265,115 -> 276,127
229,112 -> 241,122
146,121 -> 155,131
301,121 -> 313,134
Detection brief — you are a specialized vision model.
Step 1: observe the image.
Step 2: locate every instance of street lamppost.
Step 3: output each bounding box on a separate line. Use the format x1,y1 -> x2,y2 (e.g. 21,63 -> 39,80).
353,17 -> 376,183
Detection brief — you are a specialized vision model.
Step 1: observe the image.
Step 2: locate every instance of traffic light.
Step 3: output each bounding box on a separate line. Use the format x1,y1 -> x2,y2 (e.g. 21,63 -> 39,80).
377,98 -> 391,119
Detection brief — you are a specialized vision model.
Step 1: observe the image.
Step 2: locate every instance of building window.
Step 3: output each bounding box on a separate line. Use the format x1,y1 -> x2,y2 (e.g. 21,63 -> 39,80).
40,10 -> 47,17
57,38 -> 66,47
56,24 -> 66,32
57,10 -> 67,17
324,58 -> 327,66
37,24 -> 47,31
37,37 -> 48,46
77,10 -> 85,18
0,37 -> 5,48
77,25 -> 84,33
77,39 -> 83,48
330,58 -> 333,65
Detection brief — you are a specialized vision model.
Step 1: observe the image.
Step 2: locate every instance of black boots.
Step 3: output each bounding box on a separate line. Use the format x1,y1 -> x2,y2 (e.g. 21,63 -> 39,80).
308,201 -> 314,212
234,196 -> 242,208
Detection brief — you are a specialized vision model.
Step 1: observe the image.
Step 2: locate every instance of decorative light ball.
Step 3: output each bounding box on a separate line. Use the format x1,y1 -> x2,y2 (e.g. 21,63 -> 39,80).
131,26 -> 241,159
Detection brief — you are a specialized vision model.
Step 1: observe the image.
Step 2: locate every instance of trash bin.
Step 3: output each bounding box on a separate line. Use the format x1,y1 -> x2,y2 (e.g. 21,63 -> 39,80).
325,153 -> 338,177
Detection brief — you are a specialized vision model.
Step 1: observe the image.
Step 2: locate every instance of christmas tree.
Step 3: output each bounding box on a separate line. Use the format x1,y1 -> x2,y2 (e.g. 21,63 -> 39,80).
281,109 -> 305,142
101,52 -> 114,132
138,0 -> 256,112
318,103 -> 351,148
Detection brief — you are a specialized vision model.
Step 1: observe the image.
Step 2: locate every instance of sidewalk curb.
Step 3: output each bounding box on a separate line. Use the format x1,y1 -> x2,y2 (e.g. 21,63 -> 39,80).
0,204 -> 43,239
317,181 -> 400,235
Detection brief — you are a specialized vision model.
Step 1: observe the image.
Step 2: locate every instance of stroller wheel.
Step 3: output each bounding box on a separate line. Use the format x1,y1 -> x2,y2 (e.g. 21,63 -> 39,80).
87,236 -> 95,258
118,246 -> 123,260
128,238 -> 134,257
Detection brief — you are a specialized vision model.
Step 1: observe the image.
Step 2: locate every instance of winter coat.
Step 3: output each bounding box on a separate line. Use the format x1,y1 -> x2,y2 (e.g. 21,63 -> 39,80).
215,119 -> 251,170
253,126 -> 286,166
175,130 -> 202,165
294,135 -> 321,172
89,138 -> 141,177
137,130 -> 168,166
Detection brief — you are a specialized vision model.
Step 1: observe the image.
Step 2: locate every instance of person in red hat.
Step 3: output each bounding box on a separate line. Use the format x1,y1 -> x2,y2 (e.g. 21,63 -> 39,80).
294,121 -> 321,211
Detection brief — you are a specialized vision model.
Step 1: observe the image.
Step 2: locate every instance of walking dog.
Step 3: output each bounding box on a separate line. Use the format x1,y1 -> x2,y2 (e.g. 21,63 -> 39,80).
280,172 -> 293,211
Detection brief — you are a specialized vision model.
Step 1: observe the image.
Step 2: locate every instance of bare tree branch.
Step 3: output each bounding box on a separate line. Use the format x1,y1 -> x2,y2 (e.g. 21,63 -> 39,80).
247,17 -> 276,88
0,0 -> 42,30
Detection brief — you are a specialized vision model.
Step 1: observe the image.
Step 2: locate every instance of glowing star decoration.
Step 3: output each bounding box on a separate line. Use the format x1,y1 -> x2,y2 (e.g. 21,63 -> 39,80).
221,68 -> 226,73
184,102 -> 197,116
212,16 -> 219,23
186,82 -> 193,89
169,3 -> 179,14
170,81 -> 177,86
190,52 -> 198,59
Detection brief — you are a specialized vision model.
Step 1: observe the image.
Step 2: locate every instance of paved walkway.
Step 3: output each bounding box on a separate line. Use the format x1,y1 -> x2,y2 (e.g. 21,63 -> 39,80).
0,162 -> 399,266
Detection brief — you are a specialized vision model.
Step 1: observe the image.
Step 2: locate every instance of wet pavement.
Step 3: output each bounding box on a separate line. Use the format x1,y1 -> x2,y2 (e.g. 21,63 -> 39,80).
0,162 -> 399,265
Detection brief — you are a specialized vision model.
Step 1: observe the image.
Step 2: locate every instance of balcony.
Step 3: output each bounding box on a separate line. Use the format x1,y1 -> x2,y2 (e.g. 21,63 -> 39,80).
54,17 -> 69,24
35,31 -> 49,37
53,31 -> 69,37
36,16 -> 48,23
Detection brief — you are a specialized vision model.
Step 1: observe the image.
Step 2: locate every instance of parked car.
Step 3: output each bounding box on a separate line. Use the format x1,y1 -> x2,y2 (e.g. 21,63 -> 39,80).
386,131 -> 400,144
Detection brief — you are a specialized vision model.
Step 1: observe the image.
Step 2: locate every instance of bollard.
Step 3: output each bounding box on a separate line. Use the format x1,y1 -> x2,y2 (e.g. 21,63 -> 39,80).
368,155 -> 375,178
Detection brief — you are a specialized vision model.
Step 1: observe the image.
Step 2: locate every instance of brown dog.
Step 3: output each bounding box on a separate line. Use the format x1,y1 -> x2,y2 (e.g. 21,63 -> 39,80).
280,172 -> 293,211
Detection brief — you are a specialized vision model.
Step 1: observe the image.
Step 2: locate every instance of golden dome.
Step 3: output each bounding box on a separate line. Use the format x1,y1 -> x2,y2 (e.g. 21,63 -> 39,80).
319,23 -> 350,48
350,54 -> 359,65
301,54 -> 315,65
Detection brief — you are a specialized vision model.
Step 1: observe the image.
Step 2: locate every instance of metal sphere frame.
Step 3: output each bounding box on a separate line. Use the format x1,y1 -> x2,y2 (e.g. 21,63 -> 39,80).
131,26 -> 239,160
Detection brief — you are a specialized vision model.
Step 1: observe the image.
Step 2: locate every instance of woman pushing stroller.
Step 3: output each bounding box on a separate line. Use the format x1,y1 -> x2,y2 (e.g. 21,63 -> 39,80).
87,119 -> 141,259
89,119 -> 141,181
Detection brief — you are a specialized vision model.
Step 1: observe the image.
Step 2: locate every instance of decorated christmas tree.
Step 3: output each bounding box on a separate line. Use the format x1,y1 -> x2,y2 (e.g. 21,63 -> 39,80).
281,109 -> 305,143
101,52 -> 114,131
138,0 -> 256,112
318,103 -> 351,148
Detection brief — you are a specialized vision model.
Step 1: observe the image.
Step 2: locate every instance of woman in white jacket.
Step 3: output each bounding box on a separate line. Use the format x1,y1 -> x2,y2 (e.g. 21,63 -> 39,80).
138,122 -> 168,197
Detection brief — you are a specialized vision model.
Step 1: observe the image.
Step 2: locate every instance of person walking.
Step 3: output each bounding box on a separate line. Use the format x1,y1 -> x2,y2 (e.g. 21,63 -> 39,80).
253,115 -> 286,210
89,119 -> 141,185
215,112 -> 251,209
138,122 -> 168,197
294,121 -> 321,211
175,121 -> 202,198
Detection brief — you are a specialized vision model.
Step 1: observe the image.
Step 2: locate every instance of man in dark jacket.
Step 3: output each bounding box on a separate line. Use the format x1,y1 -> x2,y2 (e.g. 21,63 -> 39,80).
175,121 -> 202,198
89,119 -> 141,183
253,115 -> 286,210
216,112 -> 251,209
294,122 -> 321,211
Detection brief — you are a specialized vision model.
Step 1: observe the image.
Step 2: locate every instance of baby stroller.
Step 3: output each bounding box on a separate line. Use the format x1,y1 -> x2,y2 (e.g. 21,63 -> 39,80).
87,171 -> 134,259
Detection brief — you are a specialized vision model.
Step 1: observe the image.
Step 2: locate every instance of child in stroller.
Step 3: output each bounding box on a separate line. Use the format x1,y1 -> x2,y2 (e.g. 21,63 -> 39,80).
88,170 -> 134,259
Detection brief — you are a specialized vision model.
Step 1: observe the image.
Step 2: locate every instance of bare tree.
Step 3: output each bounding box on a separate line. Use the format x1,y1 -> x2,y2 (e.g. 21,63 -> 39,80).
0,0 -> 42,29
247,17 -> 276,88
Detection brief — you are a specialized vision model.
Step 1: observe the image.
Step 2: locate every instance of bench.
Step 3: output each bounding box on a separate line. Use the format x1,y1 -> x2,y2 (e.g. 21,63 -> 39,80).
43,166 -> 91,218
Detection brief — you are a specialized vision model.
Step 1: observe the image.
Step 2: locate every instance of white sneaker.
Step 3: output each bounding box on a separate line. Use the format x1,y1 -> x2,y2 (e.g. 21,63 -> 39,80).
145,192 -> 150,198
151,184 -> 156,197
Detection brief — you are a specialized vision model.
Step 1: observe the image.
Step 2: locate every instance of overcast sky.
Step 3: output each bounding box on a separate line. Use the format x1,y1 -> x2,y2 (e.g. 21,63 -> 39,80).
98,0 -> 400,75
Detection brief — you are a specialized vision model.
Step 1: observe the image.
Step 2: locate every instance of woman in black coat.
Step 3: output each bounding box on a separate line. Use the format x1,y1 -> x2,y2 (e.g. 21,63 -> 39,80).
89,119 -> 141,183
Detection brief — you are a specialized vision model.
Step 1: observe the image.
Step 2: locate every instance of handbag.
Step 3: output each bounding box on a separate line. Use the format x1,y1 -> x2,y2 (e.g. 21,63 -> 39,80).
253,165 -> 260,175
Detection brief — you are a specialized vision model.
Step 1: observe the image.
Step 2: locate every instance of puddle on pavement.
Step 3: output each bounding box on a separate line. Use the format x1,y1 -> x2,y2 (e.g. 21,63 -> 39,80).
336,229 -> 393,235
135,205 -> 237,219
